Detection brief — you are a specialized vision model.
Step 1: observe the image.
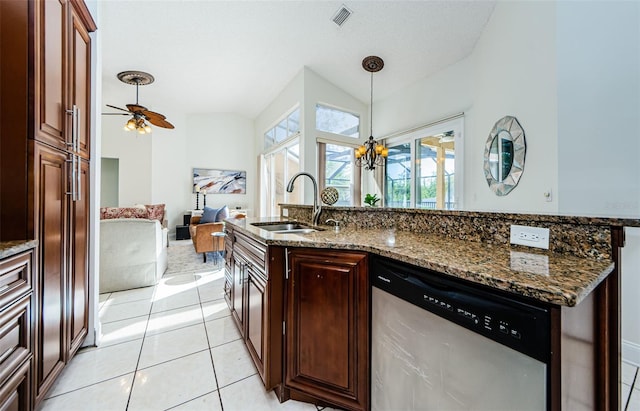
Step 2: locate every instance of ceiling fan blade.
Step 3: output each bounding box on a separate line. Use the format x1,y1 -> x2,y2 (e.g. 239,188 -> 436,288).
126,104 -> 147,113
146,116 -> 175,129
101,113 -> 130,116
106,104 -> 132,113
142,109 -> 167,121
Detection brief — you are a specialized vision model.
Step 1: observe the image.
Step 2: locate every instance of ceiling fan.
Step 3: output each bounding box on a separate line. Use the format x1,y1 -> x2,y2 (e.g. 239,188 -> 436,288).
103,71 -> 174,134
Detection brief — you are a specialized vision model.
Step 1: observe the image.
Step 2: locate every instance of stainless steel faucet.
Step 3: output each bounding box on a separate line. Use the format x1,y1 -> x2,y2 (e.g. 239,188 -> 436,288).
286,172 -> 321,226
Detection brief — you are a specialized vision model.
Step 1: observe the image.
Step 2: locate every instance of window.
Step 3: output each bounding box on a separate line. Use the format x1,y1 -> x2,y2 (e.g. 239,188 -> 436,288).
262,141 -> 301,217
383,117 -> 463,210
318,142 -> 361,206
384,142 -> 412,207
265,108 -> 300,149
316,104 -> 359,138
416,137 -> 455,209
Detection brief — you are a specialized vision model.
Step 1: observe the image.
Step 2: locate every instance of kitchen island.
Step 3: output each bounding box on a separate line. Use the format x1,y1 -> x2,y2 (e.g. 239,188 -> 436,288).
223,208 -> 634,411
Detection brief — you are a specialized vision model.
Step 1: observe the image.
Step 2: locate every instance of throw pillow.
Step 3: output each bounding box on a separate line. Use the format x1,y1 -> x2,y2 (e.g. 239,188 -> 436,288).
145,204 -> 165,222
215,205 -> 229,222
101,207 -> 149,219
199,206 -> 219,224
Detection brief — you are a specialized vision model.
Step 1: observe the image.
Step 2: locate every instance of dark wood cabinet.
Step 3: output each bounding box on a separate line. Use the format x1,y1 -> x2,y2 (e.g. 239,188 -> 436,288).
231,252 -> 246,337
285,249 -> 369,411
224,229 -> 283,391
32,143 -> 67,402
34,0 -> 93,160
31,0 -> 96,405
68,159 -> 89,357
0,248 -> 35,411
245,265 -> 266,381
1,0 -> 94,407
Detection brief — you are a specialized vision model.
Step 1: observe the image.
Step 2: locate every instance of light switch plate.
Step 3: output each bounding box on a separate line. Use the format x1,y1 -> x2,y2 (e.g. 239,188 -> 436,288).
510,224 -> 550,249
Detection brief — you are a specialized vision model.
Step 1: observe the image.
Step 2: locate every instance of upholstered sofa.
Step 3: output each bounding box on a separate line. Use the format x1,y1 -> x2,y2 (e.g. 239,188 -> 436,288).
99,204 -> 168,293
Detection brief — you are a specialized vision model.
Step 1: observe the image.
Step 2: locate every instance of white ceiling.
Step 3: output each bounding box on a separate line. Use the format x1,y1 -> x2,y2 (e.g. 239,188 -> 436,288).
100,0 -> 496,120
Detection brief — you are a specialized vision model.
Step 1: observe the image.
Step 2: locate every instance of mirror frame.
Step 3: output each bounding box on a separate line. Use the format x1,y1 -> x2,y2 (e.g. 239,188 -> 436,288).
483,115 -> 526,196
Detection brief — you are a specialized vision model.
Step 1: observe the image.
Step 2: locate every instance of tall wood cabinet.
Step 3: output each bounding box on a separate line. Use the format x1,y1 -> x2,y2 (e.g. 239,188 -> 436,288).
32,0 -> 95,404
0,0 -> 95,407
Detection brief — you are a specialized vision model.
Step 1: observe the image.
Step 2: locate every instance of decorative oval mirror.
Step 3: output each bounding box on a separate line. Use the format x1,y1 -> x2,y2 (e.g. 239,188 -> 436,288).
483,116 -> 526,196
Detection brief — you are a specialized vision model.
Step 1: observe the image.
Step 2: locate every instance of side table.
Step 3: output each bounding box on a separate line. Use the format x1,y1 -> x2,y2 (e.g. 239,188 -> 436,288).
176,225 -> 190,240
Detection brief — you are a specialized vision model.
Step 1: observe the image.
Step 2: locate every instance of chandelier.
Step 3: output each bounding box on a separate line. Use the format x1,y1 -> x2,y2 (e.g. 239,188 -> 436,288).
355,56 -> 388,170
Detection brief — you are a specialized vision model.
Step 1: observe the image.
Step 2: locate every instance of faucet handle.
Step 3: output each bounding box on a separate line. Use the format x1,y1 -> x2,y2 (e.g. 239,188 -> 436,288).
325,219 -> 341,231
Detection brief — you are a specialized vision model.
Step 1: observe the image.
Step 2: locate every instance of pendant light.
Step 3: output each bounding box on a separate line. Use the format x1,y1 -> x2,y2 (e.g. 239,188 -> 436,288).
355,56 -> 388,170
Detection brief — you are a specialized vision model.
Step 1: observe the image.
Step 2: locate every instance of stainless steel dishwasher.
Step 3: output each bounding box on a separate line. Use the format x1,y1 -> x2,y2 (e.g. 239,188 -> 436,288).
371,255 -> 550,410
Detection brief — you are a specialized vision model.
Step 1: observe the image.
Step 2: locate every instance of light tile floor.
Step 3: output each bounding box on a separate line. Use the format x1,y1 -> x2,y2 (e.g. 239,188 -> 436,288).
623,360 -> 640,411
37,260 -> 334,411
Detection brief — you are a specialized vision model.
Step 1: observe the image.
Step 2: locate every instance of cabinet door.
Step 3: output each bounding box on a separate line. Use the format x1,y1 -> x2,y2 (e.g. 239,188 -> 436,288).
223,231 -> 233,308
68,2 -> 91,159
246,267 -> 266,382
34,0 -> 67,150
33,143 -> 67,402
231,255 -> 246,337
68,159 -> 89,356
286,249 -> 369,411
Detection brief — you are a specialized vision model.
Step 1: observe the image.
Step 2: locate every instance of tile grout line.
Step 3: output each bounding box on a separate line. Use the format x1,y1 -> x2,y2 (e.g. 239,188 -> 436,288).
195,271 -> 226,411
627,367 -> 639,411
124,285 -> 158,411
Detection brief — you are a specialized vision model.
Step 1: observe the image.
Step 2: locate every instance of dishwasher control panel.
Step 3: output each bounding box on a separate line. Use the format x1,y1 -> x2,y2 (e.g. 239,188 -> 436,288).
372,257 -> 551,364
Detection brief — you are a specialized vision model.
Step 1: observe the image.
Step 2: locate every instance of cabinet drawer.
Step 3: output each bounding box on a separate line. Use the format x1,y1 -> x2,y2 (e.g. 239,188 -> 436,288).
0,252 -> 32,311
0,296 -> 31,387
0,356 -> 31,411
234,232 -> 266,273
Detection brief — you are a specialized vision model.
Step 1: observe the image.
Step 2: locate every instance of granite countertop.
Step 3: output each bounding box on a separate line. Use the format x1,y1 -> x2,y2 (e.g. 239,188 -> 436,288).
0,240 -> 38,260
226,217 -> 614,307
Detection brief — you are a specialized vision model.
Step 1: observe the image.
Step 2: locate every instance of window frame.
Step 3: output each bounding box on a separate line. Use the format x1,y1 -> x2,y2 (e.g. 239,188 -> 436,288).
317,139 -> 362,207
260,136 -> 301,217
264,106 -> 301,150
382,116 -> 464,209
315,103 -> 361,139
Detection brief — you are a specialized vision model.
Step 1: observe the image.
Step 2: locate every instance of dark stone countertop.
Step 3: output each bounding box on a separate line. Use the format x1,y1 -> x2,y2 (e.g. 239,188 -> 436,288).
0,240 -> 38,260
225,217 -> 613,307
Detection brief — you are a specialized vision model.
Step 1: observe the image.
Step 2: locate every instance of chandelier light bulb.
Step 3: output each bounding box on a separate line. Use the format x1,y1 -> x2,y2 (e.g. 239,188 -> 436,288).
375,144 -> 384,154
126,119 -> 136,130
144,124 -> 152,133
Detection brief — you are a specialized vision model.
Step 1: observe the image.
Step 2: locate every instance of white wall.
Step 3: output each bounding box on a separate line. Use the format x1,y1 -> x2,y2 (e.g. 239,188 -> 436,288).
185,113 -> 255,222
375,1 -> 558,214
555,1 -> 640,365
557,1 -> 640,218
101,115 -> 153,205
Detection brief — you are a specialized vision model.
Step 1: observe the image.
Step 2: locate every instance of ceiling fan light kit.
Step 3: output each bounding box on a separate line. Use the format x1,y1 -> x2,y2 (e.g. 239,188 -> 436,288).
104,70 -> 174,134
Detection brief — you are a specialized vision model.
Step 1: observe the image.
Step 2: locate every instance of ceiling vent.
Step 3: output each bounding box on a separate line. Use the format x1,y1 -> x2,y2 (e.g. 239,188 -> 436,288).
331,5 -> 353,27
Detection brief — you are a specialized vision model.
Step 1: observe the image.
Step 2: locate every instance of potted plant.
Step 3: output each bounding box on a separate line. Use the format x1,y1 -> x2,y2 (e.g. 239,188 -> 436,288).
364,193 -> 380,207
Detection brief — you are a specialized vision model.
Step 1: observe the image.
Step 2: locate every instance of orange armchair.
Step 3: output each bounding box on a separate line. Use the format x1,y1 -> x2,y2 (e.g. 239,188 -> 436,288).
189,215 -> 225,262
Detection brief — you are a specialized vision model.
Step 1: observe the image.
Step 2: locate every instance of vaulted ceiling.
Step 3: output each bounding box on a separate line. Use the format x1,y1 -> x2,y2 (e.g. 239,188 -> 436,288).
100,1 -> 496,120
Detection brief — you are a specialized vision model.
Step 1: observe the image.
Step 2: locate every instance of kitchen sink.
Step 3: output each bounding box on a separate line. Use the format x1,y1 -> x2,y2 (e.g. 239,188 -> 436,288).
251,222 -> 322,234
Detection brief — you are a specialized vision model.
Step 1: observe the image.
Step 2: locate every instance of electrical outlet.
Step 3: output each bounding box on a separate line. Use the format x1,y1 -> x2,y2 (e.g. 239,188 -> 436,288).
510,225 -> 550,249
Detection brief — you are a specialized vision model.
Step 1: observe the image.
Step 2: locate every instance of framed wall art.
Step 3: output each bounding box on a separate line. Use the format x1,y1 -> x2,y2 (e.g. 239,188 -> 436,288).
193,168 -> 246,194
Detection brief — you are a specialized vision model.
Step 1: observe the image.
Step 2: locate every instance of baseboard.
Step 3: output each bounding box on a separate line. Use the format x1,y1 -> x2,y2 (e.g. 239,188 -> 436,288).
623,339 -> 640,367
